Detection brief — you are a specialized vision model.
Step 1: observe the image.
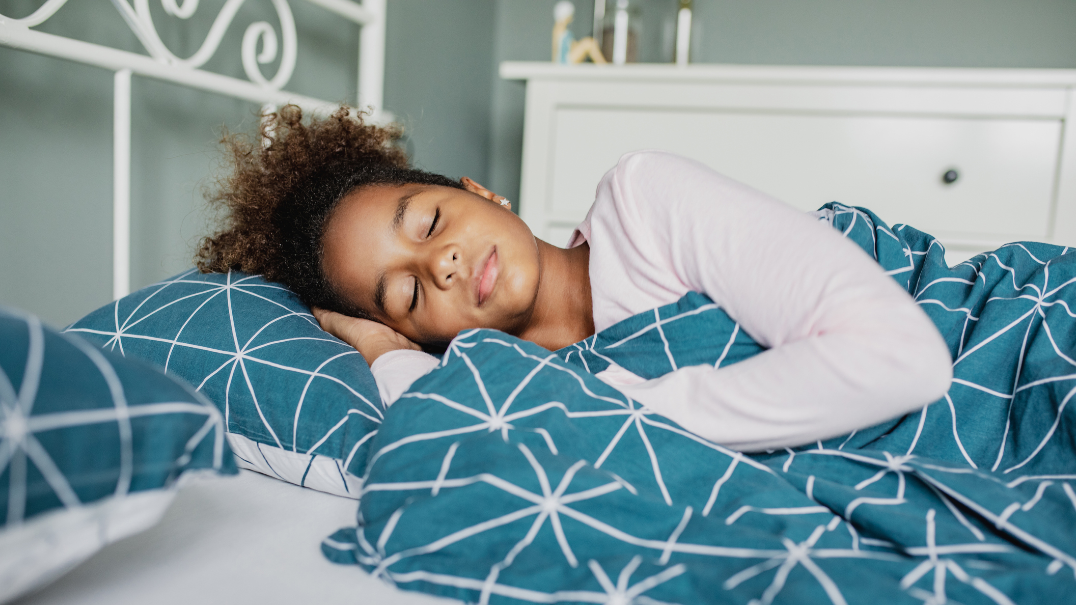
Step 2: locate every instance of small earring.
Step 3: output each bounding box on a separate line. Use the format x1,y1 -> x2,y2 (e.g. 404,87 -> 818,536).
499,198 -> 511,207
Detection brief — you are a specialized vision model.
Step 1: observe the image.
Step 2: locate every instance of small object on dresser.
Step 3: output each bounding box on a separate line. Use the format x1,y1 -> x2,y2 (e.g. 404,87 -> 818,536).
675,0 -> 692,66
552,1 -> 607,64
602,0 -> 639,64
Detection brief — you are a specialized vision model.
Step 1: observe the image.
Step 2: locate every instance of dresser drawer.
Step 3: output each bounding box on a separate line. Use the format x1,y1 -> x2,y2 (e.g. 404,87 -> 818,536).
542,108 -> 1062,248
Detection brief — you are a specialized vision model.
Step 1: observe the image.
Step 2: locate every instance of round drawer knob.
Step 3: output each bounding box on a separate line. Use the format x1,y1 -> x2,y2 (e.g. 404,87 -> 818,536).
942,169 -> 960,185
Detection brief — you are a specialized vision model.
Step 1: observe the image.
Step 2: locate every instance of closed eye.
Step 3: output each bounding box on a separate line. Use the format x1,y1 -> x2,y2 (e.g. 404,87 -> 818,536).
409,278 -> 419,312
426,208 -> 440,238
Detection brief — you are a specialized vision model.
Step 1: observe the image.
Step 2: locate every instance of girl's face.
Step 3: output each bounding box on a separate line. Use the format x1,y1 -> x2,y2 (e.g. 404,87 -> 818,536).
321,180 -> 541,346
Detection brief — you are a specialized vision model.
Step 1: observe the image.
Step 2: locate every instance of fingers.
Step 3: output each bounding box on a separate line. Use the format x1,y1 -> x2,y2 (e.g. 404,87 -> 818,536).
311,307 -> 336,331
398,333 -> 423,352
312,307 -> 360,330
311,307 -> 356,343
310,307 -> 422,360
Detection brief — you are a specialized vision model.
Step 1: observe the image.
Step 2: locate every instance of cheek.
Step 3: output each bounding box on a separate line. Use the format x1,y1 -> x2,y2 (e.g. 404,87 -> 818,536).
413,294 -> 476,340
493,245 -> 540,320
502,263 -> 534,303
508,229 -> 541,292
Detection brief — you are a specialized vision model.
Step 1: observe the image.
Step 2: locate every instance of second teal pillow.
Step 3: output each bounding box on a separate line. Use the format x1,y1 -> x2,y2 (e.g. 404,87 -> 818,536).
66,269 -> 382,497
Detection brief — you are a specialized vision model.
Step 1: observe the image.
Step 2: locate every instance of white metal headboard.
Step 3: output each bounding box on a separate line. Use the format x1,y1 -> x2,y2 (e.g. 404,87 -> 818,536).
0,0 -> 386,299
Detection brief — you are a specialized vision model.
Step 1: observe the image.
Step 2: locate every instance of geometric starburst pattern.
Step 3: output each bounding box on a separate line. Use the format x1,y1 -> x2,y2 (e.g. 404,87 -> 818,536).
324,204 -> 1076,603
65,270 -> 383,497
0,306 -> 235,524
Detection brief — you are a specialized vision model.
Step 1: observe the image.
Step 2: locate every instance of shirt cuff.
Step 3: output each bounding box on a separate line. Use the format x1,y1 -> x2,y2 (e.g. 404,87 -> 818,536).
370,349 -> 441,406
593,362 -> 647,389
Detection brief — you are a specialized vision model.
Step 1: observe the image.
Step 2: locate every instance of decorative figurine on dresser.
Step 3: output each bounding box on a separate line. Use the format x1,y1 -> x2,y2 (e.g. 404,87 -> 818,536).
552,1 -> 607,64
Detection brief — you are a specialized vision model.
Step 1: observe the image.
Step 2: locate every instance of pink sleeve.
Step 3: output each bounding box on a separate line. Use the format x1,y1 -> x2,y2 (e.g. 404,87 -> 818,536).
370,349 -> 441,406
598,151 -> 952,451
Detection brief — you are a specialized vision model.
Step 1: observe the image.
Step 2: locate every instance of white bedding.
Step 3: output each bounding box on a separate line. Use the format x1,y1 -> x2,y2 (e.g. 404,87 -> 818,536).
17,471 -> 456,605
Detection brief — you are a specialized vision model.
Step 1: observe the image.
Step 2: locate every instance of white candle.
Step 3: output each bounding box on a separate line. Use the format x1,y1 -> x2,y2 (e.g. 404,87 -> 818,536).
612,0 -> 629,65
675,6 -> 692,66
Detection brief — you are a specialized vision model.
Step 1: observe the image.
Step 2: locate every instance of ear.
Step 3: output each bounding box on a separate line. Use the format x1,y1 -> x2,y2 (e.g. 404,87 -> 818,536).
461,177 -> 511,210
460,177 -> 496,200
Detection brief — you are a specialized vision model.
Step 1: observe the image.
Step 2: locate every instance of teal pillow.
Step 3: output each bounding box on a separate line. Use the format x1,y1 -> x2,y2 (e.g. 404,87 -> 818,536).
0,306 -> 236,601
66,269 -> 383,497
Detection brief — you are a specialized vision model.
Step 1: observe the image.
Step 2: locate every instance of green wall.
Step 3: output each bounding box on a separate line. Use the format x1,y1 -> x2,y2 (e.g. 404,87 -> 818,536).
691,0 -> 1076,68
385,0 -> 495,181
3,0 -> 1075,326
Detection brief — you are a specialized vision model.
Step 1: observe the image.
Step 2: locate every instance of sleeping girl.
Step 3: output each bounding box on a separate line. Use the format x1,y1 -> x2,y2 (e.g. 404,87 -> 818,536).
197,105 -> 952,452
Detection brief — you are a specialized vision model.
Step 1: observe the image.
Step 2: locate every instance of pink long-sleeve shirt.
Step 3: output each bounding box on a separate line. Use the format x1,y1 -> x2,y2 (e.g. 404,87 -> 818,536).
371,151 -> 952,451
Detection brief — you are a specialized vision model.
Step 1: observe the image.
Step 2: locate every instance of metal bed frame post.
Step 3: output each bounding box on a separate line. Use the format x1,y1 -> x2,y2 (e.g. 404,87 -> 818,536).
113,69 -> 132,300
0,0 -> 385,299
357,0 -> 384,115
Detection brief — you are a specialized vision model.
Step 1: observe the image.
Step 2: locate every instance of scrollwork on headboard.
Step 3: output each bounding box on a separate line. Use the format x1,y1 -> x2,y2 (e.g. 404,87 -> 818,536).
3,0 -> 300,91
0,0 -> 383,299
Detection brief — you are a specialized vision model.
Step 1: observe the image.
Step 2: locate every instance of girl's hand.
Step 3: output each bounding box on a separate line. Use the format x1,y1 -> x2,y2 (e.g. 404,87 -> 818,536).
312,307 -> 421,366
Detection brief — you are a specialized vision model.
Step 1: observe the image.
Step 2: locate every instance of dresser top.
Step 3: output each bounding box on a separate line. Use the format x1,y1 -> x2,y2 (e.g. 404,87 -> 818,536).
500,61 -> 1076,87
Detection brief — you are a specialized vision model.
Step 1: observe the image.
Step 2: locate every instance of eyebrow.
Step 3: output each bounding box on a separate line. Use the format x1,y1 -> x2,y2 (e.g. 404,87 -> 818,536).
374,192 -> 420,315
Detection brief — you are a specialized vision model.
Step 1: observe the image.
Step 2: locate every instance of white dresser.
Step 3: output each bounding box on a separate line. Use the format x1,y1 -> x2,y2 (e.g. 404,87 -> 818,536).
501,62 -> 1076,264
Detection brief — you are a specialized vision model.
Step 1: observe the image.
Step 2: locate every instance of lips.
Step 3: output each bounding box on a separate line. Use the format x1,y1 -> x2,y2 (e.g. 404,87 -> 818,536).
476,247 -> 499,306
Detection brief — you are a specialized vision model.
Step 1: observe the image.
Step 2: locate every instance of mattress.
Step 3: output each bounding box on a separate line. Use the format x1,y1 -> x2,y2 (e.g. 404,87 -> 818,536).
16,470 -> 455,605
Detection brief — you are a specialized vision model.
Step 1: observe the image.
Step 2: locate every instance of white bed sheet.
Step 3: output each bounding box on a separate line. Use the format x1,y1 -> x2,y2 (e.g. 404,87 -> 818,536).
17,470 -> 457,605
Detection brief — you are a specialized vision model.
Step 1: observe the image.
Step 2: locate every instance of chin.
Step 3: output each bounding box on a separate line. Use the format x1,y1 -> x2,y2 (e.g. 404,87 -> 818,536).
496,274 -> 538,324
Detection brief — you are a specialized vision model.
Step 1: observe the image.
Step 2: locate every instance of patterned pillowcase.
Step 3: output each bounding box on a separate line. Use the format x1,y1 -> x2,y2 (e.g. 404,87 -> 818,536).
0,307 -> 236,602
66,269 -> 384,498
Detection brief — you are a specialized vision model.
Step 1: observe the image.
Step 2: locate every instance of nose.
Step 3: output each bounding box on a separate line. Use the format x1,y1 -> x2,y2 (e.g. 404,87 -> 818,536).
428,243 -> 461,290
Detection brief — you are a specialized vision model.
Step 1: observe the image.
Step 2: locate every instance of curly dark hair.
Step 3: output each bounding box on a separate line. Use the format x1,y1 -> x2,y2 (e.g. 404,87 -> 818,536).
197,104 -> 463,317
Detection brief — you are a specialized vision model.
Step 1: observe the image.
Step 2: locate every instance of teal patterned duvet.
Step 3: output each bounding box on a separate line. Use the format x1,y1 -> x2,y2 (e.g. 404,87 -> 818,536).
323,203 -> 1076,604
